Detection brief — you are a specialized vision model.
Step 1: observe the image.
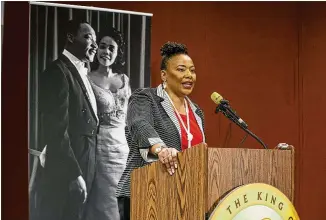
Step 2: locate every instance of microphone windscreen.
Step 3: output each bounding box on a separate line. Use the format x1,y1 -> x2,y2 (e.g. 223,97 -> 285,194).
211,92 -> 223,105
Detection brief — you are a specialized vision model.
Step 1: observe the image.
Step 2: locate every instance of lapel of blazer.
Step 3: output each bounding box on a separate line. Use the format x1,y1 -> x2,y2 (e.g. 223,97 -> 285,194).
59,54 -> 98,122
156,84 -> 182,140
186,96 -> 205,142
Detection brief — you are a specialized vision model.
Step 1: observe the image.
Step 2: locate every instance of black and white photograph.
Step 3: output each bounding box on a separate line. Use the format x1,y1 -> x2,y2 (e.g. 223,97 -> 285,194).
28,2 -> 152,220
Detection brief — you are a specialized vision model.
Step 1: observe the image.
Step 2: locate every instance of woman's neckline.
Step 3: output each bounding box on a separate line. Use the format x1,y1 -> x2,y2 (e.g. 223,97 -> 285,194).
88,73 -> 121,94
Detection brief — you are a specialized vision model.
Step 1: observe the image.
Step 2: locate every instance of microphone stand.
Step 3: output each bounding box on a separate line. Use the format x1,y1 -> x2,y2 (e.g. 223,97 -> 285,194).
215,103 -> 268,149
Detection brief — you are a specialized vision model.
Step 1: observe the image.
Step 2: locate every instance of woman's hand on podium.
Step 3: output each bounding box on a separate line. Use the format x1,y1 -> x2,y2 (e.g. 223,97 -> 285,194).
157,147 -> 179,176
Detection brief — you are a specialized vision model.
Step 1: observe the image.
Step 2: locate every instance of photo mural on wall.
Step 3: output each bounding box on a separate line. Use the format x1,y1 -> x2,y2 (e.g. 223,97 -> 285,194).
28,2 -> 152,220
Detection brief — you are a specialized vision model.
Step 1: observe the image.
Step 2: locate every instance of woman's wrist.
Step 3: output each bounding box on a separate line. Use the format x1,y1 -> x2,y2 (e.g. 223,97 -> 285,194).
149,143 -> 166,156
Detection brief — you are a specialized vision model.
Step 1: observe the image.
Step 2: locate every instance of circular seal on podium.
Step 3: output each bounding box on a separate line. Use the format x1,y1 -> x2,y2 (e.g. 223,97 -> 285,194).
209,183 -> 300,220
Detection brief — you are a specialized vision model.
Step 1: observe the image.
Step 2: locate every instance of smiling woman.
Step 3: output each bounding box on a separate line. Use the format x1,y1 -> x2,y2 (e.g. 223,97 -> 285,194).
84,27 -> 131,220
115,41 -> 207,220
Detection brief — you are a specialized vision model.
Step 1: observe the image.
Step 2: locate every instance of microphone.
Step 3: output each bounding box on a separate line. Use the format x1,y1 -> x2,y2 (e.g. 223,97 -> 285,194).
210,92 -> 248,128
210,92 -> 268,149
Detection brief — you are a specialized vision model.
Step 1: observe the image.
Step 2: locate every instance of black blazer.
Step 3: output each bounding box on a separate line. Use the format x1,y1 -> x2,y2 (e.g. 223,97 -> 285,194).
39,54 -> 98,184
116,84 -> 205,197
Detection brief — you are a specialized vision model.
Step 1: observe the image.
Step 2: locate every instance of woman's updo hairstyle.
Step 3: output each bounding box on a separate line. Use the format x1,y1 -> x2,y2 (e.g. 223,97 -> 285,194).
160,41 -> 188,70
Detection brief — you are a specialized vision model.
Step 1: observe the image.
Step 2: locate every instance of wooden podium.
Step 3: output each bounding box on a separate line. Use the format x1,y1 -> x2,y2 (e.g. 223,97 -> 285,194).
130,144 -> 295,220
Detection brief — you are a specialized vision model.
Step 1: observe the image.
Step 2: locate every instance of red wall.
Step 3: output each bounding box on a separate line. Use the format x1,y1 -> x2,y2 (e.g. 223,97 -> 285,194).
299,3 -> 326,217
2,1 -> 326,219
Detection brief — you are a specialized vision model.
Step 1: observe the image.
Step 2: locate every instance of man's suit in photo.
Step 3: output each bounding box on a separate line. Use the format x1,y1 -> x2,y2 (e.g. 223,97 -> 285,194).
37,53 -> 98,220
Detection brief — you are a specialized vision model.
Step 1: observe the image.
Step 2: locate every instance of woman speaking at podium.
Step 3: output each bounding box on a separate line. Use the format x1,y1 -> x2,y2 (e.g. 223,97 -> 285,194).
116,41 -> 206,220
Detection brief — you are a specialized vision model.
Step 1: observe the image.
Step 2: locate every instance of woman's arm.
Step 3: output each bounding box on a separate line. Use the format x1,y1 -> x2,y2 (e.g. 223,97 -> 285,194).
127,89 -> 179,174
127,89 -> 163,151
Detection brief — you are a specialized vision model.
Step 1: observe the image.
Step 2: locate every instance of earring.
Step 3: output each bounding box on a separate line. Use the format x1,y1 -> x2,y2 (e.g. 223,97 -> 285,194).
163,80 -> 167,89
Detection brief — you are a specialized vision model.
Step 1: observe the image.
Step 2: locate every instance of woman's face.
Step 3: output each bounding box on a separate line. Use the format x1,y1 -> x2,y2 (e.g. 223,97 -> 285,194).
162,54 -> 196,97
97,36 -> 118,67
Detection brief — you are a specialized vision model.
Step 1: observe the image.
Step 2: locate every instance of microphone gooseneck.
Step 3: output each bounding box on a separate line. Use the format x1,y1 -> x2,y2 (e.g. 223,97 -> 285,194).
211,92 -> 268,149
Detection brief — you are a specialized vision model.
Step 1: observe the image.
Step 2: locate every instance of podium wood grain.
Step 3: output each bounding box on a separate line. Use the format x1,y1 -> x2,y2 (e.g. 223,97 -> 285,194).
206,148 -> 294,213
131,145 -> 207,220
131,144 -> 294,220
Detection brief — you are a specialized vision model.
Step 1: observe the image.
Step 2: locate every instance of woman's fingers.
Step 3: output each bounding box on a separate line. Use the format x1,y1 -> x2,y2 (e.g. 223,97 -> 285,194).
167,154 -> 175,175
158,147 -> 179,175
158,149 -> 172,175
164,157 -> 173,175
171,149 -> 178,169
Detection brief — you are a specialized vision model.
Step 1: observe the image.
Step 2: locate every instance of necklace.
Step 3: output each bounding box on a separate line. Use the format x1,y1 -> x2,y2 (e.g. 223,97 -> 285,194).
164,90 -> 193,148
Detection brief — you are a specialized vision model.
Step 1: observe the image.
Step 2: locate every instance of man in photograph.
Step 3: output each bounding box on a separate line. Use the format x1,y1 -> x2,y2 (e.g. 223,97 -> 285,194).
37,19 -> 99,220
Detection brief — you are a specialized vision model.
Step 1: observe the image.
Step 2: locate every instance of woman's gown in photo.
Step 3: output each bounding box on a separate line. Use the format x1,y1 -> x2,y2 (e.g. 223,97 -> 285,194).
85,74 -> 131,220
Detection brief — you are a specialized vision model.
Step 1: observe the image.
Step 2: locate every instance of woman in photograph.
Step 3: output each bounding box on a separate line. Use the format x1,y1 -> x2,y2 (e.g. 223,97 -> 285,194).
116,41 -> 206,220
84,27 -> 131,220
